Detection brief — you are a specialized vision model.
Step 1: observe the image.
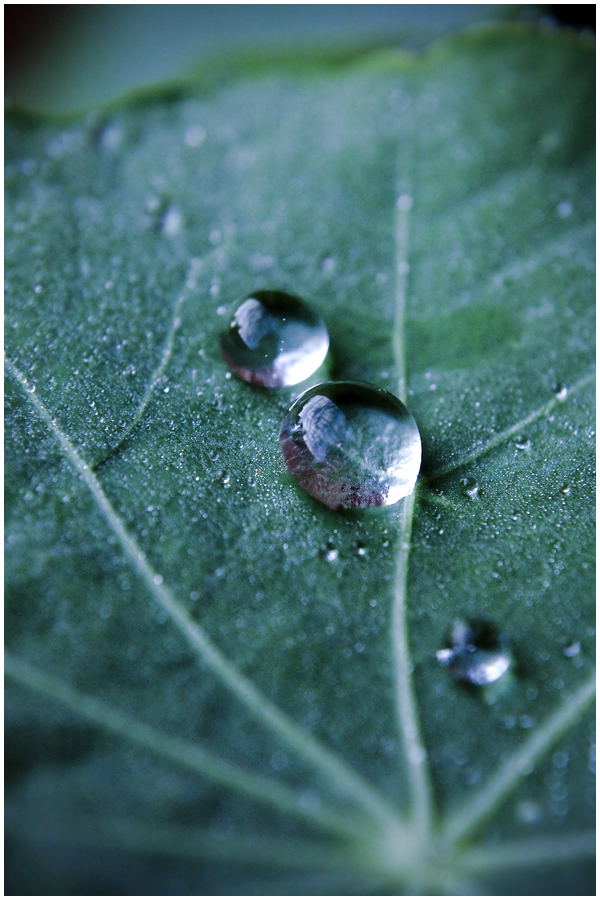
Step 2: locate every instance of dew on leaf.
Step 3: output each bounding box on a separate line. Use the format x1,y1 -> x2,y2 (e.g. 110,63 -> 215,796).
560,484 -> 571,496
220,290 -> 328,387
519,715 -> 535,729
515,435 -> 531,450
460,476 -> 479,500
184,124 -> 206,147
319,542 -> 338,563
563,641 -> 581,657
553,381 -> 568,400
280,381 -> 421,510
516,800 -> 542,823
436,619 -> 511,686
556,200 -> 573,218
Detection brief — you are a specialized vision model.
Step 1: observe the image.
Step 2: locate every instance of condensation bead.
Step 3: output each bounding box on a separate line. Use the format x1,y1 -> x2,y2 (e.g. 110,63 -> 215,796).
279,381 -> 421,510
436,619 -> 511,686
219,290 -> 329,387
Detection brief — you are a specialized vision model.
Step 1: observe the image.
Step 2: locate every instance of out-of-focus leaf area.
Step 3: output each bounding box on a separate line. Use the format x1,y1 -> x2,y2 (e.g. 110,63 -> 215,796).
5,17 -> 595,897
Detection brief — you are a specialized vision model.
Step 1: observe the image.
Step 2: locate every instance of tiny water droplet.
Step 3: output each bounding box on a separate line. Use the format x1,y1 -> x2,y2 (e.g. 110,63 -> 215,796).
563,641 -> 581,657
516,800 -> 542,824
24,383 -> 36,393
319,543 -> 339,563
220,291 -> 328,387
560,485 -> 571,495
515,435 -> 531,451
553,382 -> 568,401
353,541 -> 367,557
184,124 -> 206,147
556,200 -> 573,219
436,619 -> 511,686
460,476 -> 479,500
280,381 -> 421,510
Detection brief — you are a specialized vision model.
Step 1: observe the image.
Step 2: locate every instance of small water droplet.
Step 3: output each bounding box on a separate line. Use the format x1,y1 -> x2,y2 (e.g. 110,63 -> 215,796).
519,715 -> 535,729
162,206 -> 183,237
563,641 -> 581,657
553,382 -> 568,400
553,751 -> 569,769
184,124 -> 206,147
516,800 -> 542,823
280,381 -> 421,509
396,193 -> 414,212
220,291 -> 329,387
460,476 -> 479,500
560,484 -> 571,496
436,619 -> 511,686
319,542 -> 339,563
353,541 -> 367,557
515,435 -> 531,451
556,200 -> 573,219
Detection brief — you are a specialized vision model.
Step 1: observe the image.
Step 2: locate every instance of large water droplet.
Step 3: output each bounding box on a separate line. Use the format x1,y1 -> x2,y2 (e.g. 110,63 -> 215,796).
219,290 -> 328,387
436,619 -> 511,686
279,381 -> 421,510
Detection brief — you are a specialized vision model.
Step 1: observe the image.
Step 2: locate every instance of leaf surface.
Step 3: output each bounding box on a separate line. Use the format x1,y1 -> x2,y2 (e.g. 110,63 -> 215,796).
5,25 -> 595,895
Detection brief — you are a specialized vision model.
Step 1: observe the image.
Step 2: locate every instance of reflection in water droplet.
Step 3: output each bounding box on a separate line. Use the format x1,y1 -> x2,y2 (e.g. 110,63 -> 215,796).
280,382 -> 421,510
436,619 -> 511,686
460,476 -> 479,500
220,291 -> 328,387
515,435 -> 531,451
321,547 -> 338,563
553,382 -> 568,401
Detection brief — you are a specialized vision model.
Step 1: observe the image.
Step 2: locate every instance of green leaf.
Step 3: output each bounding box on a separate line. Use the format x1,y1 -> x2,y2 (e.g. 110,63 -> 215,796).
5,24 -> 595,895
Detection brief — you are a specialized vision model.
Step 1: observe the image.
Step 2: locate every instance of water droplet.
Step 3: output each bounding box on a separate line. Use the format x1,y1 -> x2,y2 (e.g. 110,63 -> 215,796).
184,124 -> 206,147
516,800 -> 542,823
162,206 -> 182,237
563,641 -> 581,657
560,484 -> 571,496
553,382 -> 568,400
460,476 -> 479,500
556,200 -> 573,219
220,291 -> 328,387
319,542 -> 339,562
553,751 -> 569,768
280,381 -> 421,510
515,435 -> 531,451
436,619 -> 511,686
396,193 -> 414,212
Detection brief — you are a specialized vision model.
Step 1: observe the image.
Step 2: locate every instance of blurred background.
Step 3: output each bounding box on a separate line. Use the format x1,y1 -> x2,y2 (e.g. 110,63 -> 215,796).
5,4 -> 595,114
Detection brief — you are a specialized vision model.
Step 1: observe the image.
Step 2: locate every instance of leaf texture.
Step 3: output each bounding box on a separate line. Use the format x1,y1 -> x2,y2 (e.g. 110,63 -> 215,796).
5,25 -> 595,895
